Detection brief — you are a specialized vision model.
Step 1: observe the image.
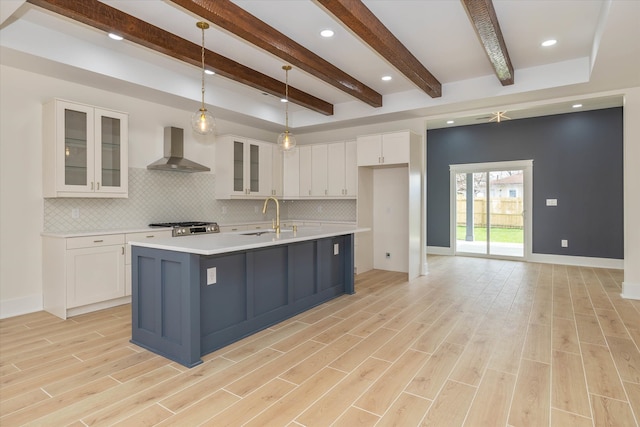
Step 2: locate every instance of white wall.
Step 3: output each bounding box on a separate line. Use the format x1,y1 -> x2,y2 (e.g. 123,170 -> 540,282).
372,167 -> 409,272
622,87 -> 640,299
0,64 -> 277,318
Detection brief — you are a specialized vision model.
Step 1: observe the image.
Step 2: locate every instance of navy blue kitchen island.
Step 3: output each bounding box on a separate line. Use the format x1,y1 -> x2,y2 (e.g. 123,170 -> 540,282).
129,225 -> 363,367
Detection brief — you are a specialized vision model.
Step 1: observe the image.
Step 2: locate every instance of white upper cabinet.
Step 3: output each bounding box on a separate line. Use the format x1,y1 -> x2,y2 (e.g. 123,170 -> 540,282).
270,145 -> 283,197
357,131 -> 410,166
43,99 -> 128,198
216,135 -> 272,199
311,144 -> 328,196
345,140 -> 358,196
327,140 -> 357,197
282,148 -> 300,198
299,145 -> 313,197
327,142 -> 345,197
281,140 -> 357,200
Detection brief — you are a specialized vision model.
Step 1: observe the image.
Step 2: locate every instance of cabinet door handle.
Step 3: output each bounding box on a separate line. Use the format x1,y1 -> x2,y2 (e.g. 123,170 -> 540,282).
325,189 -> 328,195
122,246 -> 125,255
146,235 -> 155,238
93,239 -> 103,243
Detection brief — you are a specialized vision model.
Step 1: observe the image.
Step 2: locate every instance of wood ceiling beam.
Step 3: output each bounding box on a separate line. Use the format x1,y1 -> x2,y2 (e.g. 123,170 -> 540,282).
461,0 -> 514,85
26,0 -> 334,116
315,0 -> 442,98
169,0 -> 382,108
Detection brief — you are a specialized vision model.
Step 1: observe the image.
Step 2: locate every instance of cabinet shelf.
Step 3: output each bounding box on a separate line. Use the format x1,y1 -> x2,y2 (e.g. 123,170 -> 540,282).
64,138 -> 88,147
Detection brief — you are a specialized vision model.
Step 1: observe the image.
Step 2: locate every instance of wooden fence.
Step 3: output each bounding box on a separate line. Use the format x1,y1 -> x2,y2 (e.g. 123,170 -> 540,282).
456,197 -> 523,228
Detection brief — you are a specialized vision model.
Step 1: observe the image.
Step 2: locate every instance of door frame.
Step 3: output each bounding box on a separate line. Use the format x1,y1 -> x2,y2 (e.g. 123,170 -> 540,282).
449,160 -> 533,261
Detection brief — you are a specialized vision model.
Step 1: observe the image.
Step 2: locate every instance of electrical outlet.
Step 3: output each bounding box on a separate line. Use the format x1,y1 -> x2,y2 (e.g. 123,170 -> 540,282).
546,199 -> 558,206
386,252 -> 391,259
561,240 -> 568,248
317,205 -> 323,213
333,243 -> 339,255
71,208 -> 79,219
207,267 -> 217,285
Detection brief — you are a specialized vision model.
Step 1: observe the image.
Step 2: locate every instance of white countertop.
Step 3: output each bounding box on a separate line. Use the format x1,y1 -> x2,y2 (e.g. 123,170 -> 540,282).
42,226 -> 173,238
129,224 -> 368,256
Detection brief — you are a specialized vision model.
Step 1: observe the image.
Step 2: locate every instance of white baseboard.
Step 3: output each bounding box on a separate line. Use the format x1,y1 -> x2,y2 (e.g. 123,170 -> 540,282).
622,282 -> 640,300
0,294 -> 43,319
427,246 -> 454,256
425,247 -> 623,270
66,296 -> 131,318
528,253 -> 623,269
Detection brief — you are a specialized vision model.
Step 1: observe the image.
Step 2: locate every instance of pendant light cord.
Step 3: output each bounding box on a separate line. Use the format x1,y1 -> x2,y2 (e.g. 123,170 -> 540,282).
200,24 -> 206,110
285,68 -> 289,131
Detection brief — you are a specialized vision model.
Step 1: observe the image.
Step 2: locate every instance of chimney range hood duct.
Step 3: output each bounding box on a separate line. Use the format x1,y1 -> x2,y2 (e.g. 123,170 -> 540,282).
147,127 -> 210,172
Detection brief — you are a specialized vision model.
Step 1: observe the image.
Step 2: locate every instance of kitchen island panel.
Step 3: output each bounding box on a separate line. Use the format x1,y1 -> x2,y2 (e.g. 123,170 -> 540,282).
252,246 -> 288,316
291,241 -> 317,302
200,252 -> 247,334
132,249 -> 201,367
131,232 -> 356,367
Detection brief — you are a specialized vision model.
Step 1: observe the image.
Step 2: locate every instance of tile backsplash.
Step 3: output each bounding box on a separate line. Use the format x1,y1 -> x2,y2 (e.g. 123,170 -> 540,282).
44,168 -> 356,232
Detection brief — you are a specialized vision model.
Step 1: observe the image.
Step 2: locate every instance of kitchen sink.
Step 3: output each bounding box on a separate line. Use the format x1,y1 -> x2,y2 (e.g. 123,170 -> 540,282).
241,229 -> 293,236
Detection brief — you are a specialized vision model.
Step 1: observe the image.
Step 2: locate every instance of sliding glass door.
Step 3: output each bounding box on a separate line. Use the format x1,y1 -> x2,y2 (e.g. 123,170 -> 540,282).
451,161 -> 532,260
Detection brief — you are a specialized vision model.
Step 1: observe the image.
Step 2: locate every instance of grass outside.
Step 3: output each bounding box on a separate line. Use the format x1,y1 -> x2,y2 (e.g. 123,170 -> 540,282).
457,226 -> 523,244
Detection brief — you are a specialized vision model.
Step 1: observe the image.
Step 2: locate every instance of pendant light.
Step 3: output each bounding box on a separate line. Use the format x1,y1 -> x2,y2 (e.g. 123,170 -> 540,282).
277,65 -> 297,151
191,21 -> 215,135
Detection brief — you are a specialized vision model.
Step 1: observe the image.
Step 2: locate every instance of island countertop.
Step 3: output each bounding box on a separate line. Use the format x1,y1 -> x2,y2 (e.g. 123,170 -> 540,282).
128,224 -> 369,256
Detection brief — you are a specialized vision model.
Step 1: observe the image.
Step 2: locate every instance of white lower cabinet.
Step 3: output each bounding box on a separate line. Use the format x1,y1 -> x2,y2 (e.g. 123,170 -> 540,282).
66,239 -> 125,308
43,229 -> 171,319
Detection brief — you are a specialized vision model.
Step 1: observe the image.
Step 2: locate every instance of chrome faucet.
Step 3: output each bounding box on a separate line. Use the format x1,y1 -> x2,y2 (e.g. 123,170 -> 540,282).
262,197 -> 280,235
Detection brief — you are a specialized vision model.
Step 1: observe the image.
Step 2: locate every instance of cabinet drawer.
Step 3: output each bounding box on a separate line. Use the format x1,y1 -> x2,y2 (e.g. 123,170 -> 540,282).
125,230 -> 173,242
125,230 -> 172,262
66,234 -> 125,249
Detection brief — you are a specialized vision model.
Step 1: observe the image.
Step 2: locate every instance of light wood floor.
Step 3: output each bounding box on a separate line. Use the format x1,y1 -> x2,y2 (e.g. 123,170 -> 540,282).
2,256 -> 640,426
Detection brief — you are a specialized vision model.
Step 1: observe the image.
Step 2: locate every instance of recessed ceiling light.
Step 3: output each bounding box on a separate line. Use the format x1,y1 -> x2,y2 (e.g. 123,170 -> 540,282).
446,120 -> 455,124
381,75 -> 392,81
281,98 -> 288,103
108,33 -> 123,41
572,103 -> 583,108
320,29 -> 334,38
541,39 -> 557,47
204,69 -> 215,75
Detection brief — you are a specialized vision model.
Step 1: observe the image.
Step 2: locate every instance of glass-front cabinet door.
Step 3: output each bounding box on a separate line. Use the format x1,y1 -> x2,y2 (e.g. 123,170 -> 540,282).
229,139 -> 269,197
95,108 -> 128,194
60,102 -> 94,192
44,99 -> 128,198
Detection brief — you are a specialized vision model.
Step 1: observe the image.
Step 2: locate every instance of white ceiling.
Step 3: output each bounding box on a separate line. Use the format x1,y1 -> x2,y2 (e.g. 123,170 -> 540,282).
1,0 -> 638,133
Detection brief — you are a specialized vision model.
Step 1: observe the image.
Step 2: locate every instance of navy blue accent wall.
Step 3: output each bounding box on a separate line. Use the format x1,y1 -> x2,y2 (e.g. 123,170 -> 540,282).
427,107 -> 623,259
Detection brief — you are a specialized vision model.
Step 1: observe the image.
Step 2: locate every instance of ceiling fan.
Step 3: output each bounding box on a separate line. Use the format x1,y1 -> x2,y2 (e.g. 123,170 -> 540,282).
476,111 -> 511,123
489,111 -> 511,122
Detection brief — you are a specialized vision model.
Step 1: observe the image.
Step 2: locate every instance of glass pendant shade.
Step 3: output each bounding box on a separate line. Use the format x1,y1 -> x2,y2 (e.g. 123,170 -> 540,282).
277,130 -> 297,151
192,21 -> 215,135
278,65 -> 296,151
192,108 -> 215,135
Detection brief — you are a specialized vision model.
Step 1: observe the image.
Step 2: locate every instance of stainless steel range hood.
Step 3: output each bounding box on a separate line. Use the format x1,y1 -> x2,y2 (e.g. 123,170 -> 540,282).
147,127 -> 210,173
